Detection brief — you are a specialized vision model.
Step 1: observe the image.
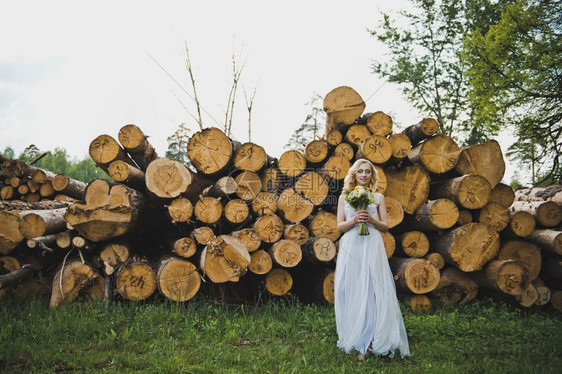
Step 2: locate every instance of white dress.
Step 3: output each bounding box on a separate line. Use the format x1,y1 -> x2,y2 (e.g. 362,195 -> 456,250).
334,193 -> 410,357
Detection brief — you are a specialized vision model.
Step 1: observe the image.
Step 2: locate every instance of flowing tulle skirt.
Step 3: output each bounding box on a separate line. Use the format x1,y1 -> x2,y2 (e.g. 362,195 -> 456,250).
334,225 -> 410,357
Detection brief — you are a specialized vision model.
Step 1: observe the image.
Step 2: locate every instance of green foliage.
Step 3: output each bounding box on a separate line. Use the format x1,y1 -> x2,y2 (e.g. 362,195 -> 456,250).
1,145 -> 110,183
166,123 -> 192,167
0,296 -> 560,373
285,93 -> 325,149
464,0 -> 562,183
370,0 -> 507,144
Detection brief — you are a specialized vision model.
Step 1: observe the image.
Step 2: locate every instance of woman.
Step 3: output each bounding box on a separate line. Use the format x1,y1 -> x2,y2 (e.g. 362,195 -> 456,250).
334,158 -> 410,359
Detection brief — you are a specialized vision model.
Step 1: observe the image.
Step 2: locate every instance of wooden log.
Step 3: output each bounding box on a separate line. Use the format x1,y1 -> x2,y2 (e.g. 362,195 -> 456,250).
234,170 -> 262,201
514,185 -> 562,206
22,193 -> 40,202
278,150 -> 306,178
402,118 -> 439,146
167,197 -> 193,223
301,236 -> 337,263
381,230 -> 396,258
294,171 -> 329,206
51,174 -> 87,200
64,179 -> 147,242
1,185 -> 15,200
156,256 -> 200,302
408,134 -> 460,174
18,208 -> 67,239
363,111 -> 393,136
269,239 -> 302,268
224,198 -> 250,225
526,229 -> 562,255
202,176 -> 237,199
27,179 -> 40,193
190,227 -> 215,246
39,181 -> 55,198
477,202 -> 510,232
194,196 -> 223,225
187,127 -> 237,176
71,235 -> 89,249
333,142 -> 355,161
399,293 -> 432,312
506,211 -> 536,238
0,256 -> 20,274
389,257 -> 440,294
429,174 -> 491,210
388,133 -> 412,161
26,234 -> 57,250
430,222 -> 500,272
0,211 -> 23,255
541,255 -> 562,284
304,139 -> 330,165
406,198 -> 459,231
551,290 -> 562,312
470,259 -> 531,296
253,213 -> 284,243
0,267 -> 34,291
425,252 -> 445,270
17,184 -> 29,195
396,231 -> 430,258
108,160 -> 146,190
231,228 -> 261,253
344,124 -> 372,148
252,192 -> 277,216
531,278 -> 551,306
515,283 -> 539,307
277,188 -> 314,224
145,158 -> 192,199
489,183 -> 515,207
325,129 -> 342,146
321,154 -> 351,182
49,260 -> 105,307
509,201 -> 562,228
115,259 -> 157,301
199,235 -> 251,283
384,164 -> 431,215
384,196 -> 404,229
56,231 -> 73,249
172,237 -> 197,259
248,249 -> 273,275
430,267 -> 478,306
356,135 -> 392,165
497,240 -> 541,280
283,224 -> 309,245
456,210 -> 473,226
265,268 -> 293,296
118,124 -> 159,171
99,243 -> 130,275
233,142 -> 273,172
308,211 -> 340,241
89,134 -> 135,172
323,86 -> 365,126
455,139 -> 505,188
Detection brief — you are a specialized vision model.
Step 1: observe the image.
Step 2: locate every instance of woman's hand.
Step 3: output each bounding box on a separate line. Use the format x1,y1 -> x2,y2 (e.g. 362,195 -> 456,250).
355,210 -> 371,224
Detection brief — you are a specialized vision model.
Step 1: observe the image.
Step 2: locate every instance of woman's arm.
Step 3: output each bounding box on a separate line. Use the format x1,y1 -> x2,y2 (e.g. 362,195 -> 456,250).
369,193 -> 389,232
337,194 -> 360,234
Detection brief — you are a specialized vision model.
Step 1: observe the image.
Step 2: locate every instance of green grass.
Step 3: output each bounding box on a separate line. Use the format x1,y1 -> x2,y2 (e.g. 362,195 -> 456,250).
0,295 -> 561,373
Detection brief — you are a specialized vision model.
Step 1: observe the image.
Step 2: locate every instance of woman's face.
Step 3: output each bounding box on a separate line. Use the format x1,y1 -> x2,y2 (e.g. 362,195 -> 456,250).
355,162 -> 372,186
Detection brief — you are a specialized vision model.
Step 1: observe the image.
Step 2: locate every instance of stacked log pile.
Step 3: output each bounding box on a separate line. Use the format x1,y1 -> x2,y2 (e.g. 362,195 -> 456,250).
1,86 -> 561,313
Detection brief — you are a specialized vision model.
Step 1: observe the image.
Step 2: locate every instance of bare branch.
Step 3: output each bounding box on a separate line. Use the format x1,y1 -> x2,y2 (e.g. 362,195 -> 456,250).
184,42 -> 203,130
243,83 -> 258,142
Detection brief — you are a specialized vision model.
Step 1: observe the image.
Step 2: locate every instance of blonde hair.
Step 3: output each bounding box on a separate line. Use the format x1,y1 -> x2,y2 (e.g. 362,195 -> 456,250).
343,158 -> 378,192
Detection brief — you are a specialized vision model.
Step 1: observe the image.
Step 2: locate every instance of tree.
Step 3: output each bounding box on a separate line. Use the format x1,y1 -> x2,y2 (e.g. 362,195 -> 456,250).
463,0 -> 562,184
166,123 -> 192,167
0,146 -> 15,159
369,0 -> 507,144
285,94 -> 325,149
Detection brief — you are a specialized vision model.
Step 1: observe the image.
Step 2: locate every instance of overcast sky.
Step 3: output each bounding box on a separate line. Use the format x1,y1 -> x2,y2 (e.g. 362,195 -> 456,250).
0,0 -> 517,182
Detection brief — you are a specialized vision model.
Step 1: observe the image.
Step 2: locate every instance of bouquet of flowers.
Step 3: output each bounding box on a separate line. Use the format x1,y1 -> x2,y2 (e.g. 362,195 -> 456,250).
344,185 -> 376,235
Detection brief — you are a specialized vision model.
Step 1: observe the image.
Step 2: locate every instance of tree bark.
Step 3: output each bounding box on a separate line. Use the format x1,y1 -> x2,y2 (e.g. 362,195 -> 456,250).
389,257 -> 440,294
526,229 -> 562,255
430,267 -> 478,306
118,124 -> 159,171
401,118 -> 439,146
509,200 -> 562,228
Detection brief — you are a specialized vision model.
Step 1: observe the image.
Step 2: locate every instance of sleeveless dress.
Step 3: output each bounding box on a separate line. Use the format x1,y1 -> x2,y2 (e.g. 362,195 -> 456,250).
334,193 -> 410,357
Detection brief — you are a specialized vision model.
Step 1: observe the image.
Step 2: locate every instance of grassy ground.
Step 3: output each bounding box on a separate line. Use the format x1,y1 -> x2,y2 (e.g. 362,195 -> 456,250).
0,295 -> 561,373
